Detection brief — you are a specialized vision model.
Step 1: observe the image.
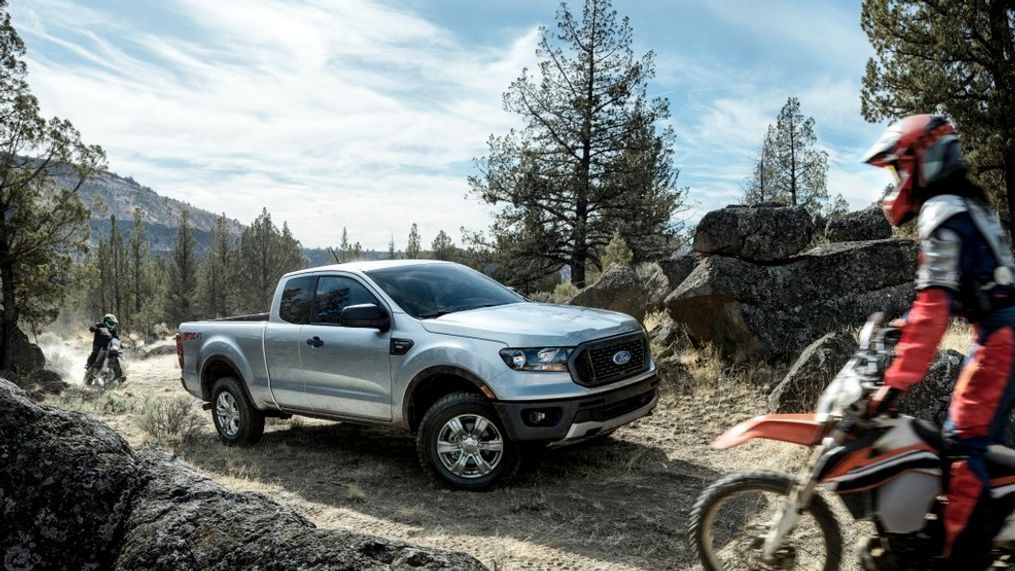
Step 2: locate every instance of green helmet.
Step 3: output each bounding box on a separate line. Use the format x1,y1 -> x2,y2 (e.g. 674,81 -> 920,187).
102,314 -> 119,330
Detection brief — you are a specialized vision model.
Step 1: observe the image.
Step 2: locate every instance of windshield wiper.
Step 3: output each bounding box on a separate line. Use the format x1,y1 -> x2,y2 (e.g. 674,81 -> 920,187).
417,310 -> 452,319
418,303 -> 506,319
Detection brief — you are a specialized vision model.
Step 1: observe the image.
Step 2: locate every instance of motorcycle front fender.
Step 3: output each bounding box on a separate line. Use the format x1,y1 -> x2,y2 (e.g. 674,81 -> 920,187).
713,413 -> 827,449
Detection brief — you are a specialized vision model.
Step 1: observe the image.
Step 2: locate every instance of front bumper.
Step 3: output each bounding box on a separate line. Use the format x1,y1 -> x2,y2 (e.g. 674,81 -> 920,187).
492,373 -> 658,445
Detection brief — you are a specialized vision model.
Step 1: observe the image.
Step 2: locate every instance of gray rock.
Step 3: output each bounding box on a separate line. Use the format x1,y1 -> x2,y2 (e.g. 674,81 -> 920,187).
693,204 -> 815,262
768,332 -> 856,413
569,264 -> 647,323
0,378 -> 484,571
898,349 -> 965,426
117,451 -> 485,570
0,378 -> 145,570
649,314 -> 683,354
645,254 -> 701,311
826,206 -> 892,242
8,325 -> 45,373
666,238 -> 917,361
140,340 -> 177,358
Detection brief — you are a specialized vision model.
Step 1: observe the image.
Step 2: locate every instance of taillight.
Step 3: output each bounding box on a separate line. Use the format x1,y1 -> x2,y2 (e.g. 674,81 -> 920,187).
175,333 -> 184,369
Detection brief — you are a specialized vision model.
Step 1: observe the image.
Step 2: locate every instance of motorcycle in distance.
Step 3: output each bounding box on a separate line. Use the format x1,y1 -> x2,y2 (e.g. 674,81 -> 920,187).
83,337 -> 126,389
689,313 -> 1015,570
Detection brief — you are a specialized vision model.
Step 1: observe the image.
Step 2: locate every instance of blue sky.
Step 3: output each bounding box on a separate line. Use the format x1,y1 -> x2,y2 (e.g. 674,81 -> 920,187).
12,0 -> 893,250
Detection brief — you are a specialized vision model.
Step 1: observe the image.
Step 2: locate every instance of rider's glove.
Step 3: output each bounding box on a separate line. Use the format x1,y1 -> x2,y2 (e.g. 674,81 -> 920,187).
867,385 -> 901,418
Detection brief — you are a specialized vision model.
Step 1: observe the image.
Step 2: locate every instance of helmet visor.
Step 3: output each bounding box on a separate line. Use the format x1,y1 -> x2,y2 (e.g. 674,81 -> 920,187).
885,164 -> 901,184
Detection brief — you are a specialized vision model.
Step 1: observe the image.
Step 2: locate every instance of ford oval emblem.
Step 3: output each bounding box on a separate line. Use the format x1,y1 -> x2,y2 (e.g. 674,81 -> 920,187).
612,350 -> 632,365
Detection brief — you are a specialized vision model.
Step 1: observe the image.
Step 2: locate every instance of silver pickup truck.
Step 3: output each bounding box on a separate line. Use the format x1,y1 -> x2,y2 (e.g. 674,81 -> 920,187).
177,260 -> 658,490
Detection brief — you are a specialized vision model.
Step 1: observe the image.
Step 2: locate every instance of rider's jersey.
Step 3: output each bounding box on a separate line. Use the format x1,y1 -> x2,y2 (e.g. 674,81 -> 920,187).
916,195 -> 1015,320
89,323 -> 119,349
885,194 -> 1015,391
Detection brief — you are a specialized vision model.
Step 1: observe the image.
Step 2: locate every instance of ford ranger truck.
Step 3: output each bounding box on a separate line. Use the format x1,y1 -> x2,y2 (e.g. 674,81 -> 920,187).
177,260 -> 658,490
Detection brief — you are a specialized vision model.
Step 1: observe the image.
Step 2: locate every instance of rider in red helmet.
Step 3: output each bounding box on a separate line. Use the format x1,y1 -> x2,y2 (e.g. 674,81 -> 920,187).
863,114 -> 1015,569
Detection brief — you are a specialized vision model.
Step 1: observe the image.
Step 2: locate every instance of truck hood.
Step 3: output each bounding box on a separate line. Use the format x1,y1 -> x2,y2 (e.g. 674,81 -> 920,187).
419,302 -> 642,347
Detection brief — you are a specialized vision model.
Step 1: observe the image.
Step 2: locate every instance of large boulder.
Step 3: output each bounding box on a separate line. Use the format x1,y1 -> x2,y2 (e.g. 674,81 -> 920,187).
645,254 -> 701,311
140,339 -> 177,359
0,379 -> 484,570
666,238 -> 917,361
826,206 -> 892,242
8,325 -> 45,372
693,204 -> 815,262
768,332 -> 856,413
898,349 -> 965,426
569,264 -> 647,322
0,378 -> 145,569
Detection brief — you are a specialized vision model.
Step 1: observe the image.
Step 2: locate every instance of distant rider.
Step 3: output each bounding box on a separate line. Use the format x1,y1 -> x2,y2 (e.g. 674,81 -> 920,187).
86,314 -> 120,370
863,115 -> 1015,570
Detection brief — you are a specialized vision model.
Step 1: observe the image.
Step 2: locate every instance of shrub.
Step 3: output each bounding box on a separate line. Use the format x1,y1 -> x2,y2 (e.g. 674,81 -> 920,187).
138,396 -> 202,445
551,281 -> 580,303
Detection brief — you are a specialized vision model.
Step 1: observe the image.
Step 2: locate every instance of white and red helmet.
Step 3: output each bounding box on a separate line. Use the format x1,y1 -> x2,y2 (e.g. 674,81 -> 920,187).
862,114 -> 965,226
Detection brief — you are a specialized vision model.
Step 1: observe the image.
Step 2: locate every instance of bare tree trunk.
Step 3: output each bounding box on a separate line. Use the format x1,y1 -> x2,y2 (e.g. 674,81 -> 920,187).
0,213 -> 16,370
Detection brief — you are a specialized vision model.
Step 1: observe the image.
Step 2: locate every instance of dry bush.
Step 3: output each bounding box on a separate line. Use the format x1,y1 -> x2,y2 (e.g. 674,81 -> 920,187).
138,396 -> 203,445
551,281 -> 580,303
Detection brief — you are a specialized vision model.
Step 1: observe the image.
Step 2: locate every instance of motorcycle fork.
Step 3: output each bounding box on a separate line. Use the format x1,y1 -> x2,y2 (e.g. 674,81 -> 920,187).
761,441 -> 831,560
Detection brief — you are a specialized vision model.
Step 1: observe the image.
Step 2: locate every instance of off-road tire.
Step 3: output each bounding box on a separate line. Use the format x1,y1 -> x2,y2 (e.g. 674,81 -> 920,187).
416,392 -> 518,491
211,376 -> 265,446
689,471 -> 842,571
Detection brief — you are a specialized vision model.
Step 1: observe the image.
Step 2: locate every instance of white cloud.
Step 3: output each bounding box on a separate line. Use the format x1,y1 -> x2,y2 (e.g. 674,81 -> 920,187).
13,0 -> 539,249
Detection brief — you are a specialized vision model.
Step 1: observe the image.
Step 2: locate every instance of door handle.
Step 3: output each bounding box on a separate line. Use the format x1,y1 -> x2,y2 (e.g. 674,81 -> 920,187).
305,336 -> 324,348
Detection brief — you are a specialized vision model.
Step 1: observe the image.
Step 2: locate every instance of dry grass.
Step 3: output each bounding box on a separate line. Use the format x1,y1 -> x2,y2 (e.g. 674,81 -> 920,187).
940,319 -> 975,355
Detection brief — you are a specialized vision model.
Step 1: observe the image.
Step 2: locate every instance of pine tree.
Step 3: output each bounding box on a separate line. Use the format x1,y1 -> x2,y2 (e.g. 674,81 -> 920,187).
469,0 -> 684,287
235,209 -> 305,313
743,126 -> 779,205
339,227 -> 351,262
128,208 -> 148,317
199,214 -> 234,318
387,233 -> 397,260
165,209 -> 199,327
430,230 -> 456,261
768,97 -> 829,213
405,223 -> 422,259
861,0 -> 1015,232
0,0 -> 105,367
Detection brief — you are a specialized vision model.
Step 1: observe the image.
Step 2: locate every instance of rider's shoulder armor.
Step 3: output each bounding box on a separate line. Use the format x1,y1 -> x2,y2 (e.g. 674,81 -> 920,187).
916,195 -> 1015,295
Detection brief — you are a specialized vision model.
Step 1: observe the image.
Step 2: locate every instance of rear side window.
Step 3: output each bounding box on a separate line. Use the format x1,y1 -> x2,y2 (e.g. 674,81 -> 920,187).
279,276 -> 314,324
313,276 -> 380,324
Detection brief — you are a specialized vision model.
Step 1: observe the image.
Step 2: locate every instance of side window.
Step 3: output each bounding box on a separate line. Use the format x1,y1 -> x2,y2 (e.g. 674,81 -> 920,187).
279,276 -> 314,324
313,276 -> 380,325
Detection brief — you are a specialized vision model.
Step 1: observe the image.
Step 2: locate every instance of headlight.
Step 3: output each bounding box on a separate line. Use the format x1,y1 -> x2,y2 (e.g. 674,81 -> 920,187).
499,347 -> 571,372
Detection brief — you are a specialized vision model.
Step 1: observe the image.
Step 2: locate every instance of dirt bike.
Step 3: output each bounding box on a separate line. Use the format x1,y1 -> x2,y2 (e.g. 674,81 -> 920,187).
84,337 -> 126,389
689,313 -> 1015,570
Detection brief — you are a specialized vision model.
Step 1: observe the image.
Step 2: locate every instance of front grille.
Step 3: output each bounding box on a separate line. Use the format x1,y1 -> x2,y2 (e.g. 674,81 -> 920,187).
571,333 -> 649,387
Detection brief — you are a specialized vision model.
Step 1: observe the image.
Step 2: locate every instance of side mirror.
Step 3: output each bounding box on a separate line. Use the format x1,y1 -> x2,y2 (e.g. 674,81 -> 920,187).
341,303 -> 390,332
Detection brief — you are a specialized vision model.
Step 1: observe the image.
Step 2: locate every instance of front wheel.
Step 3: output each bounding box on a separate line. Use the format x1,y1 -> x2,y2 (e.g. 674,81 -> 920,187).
689,471 -> 842,571
416,392 -> 518,491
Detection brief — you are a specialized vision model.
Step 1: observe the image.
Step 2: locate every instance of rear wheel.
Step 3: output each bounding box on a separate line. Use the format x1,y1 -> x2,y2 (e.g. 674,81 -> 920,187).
689,471 -> 841,571
211,377 -> 264,446
416,392 -> 518,491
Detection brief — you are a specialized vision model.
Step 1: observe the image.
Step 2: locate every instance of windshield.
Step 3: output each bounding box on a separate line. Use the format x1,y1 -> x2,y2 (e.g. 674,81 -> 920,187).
366,263 -> 526,319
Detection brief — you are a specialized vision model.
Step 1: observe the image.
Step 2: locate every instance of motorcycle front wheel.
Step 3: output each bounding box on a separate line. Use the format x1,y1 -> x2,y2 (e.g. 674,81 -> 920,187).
689,471 -> 842,571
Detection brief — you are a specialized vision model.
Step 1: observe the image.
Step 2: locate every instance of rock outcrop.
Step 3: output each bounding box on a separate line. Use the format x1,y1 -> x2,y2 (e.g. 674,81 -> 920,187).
825,206 -> 892,242
569,264 -> 647,322
645,254 -> 700,310
0,379 -> 484,570
898,349 -> 965,426
666,238 -> 916,360
8,325 -> 45,372
693,204 -> 815,262
768,332 -> 856,413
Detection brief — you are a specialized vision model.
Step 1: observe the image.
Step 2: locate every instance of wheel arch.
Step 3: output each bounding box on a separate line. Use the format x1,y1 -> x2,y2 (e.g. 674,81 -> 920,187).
404,365 -> 496,432
201,355 -> 254,405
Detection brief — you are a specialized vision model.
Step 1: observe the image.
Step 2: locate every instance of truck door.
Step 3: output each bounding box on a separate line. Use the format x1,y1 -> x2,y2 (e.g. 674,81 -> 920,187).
300,274 -> 393,420
264,275 -> 313,409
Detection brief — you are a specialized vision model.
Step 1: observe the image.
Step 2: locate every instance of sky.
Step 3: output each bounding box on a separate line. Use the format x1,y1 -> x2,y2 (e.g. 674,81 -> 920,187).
12,0 -> 895,250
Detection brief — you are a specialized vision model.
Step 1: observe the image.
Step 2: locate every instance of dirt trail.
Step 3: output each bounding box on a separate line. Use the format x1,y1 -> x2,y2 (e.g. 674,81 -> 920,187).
42,339 -> 816,570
